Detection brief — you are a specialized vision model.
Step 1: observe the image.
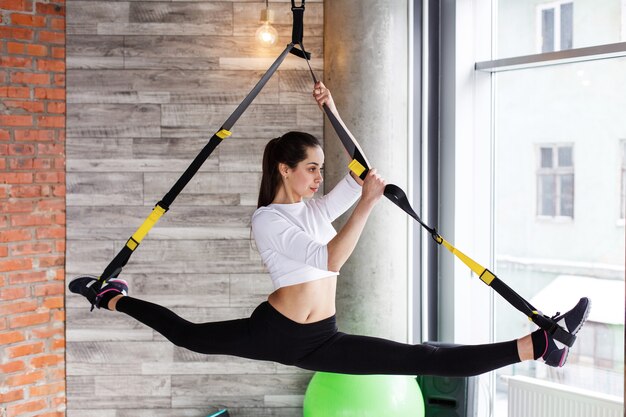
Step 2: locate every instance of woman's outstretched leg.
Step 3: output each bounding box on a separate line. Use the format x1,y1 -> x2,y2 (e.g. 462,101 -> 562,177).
69,275 -> 253,357
295,332 -> 522,377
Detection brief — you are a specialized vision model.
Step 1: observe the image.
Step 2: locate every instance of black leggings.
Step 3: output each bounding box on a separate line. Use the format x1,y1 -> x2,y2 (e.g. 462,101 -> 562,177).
116,297 -> 520,377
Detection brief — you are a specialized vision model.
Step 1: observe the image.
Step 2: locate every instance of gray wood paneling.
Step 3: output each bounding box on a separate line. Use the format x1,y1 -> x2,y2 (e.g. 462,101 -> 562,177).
67,0 -> 324,414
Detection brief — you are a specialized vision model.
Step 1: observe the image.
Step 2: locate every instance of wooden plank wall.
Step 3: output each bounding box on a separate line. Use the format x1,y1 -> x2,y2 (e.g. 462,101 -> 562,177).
65,1 -> 323,415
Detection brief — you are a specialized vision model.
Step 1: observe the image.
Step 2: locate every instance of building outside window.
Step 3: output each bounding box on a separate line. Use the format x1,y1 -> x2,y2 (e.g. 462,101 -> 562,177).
537,144 -> 574,218
469,0 -> 625,414
538,1 -> 574,52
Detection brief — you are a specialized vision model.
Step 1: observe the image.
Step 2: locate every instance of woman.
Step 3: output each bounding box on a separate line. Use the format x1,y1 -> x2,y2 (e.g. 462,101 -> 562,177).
70,82 -> 589,376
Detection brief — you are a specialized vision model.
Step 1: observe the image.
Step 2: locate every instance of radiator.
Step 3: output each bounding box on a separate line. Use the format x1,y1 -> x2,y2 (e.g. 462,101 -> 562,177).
507,376 -> 623,417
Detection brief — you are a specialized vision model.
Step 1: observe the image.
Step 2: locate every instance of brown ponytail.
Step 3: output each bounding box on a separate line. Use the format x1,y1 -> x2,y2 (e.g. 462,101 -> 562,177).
257,131 -> 321,208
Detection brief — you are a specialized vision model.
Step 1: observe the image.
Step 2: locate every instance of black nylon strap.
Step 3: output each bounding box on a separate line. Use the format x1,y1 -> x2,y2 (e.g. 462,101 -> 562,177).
297,42 -> 578,346
95,43 -> 296,291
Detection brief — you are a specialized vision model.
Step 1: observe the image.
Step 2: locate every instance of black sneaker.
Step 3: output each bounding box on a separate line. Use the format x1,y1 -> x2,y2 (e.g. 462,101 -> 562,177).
69,275 -> 128,309
540,330 -> 569,367
552,297 -> 591,336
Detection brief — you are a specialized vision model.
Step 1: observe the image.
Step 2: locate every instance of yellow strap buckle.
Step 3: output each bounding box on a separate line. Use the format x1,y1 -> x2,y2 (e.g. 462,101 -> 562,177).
126,204 -> 167,250
216,129 -> 232,139
348,159 -> 366,177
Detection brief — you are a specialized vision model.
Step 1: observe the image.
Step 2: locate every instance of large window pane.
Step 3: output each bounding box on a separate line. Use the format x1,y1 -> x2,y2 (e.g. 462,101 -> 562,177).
497,0 -> 623,59
494,58 -> 625,412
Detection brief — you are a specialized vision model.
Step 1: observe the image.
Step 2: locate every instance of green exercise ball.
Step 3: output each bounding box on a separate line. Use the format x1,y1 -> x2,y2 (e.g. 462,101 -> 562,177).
303,372 -> 425,417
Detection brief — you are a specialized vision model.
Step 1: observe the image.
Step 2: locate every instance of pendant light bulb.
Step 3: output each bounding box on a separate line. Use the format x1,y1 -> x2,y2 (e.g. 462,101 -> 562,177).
256,1 -> 278,47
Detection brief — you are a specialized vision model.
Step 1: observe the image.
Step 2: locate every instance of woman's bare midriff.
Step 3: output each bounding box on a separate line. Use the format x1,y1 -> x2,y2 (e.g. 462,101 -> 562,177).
267,276 -> 337,324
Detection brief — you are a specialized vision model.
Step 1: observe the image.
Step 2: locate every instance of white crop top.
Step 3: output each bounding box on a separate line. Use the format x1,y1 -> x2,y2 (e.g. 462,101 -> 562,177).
251,173 -> 362,290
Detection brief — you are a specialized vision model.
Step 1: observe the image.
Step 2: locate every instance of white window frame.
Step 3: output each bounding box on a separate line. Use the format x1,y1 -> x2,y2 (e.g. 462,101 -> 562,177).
617,139 -> 626,226
622,0 -> 626,41
536,1 -> 574,53
536,143 -> 575,220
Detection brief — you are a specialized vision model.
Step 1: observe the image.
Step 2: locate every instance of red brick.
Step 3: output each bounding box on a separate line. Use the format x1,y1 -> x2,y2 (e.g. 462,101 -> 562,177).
7,41 -> 25,54
52,310 -> 64,322
7,341 -> 44,358
0,389 -> 24,404
4,99 -> 45,113
36,412 -> 65,417
11,213 -> 54,227
36,227 -> 64,239
0,26 -> 34,41
0,56 -> 32,68
10,185 -> 43,197
30,381 -> 65,397
0,130 -> 10,140
8,158 -> 32,170
47,101 -> 65,113
33,157 -> 52,169
34,282 -> 64,297
0,115 -> 33,126
38,30 -> 64,44
36,199 -> 64,211
34,87 -> 63,100
0,0 -> 31,11
11,13 -> 46,27
0,158 -> 5,170
0,246 -> 8,257
53,73 -> 64,86
51,46 -> 64,59
9,143 -> 35,155
42,296 -> 63,309
0,331 -> 26,345
11,71 -> 50,84
9,270 -> 47,284
51,396 -> 66,408
31,327 -> 62,339
34,171 -> 64,183
37,58 -> 64,72
10,312 -> 50,328
1,198 -> 35,212
15,129 -> 54,141
51,337 -> 64,350
52,184 -> 65,197
55,240 -> 65,252
37,144 -> 63,156
0,258 -> 32,273
0,86 -> 31,98
0,300 -> 38,316
38,256 -> 64,268
12,242 -> 52,256
36,3 -> 65,16
31,354 -> 63,368
6,398 -> 46,417
26,43 -> 48,56
37,115 -> 64,127
50,18 -> 65,31
0,173 -> 33,184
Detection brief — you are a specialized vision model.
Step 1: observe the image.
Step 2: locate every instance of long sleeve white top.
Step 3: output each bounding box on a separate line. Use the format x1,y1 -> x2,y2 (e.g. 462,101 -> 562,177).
251,173 -> 362,290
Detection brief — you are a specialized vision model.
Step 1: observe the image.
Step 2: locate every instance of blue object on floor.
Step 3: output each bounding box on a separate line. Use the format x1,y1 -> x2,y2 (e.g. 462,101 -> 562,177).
207,409 -> 229,417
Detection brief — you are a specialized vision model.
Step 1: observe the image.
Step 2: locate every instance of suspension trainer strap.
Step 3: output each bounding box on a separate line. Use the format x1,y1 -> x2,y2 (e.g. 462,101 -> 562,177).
298,45 -> 576,346
92,43 -> 297,306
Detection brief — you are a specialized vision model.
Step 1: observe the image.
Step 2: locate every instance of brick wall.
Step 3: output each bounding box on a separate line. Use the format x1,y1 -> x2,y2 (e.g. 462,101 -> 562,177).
0,0 -> 66,416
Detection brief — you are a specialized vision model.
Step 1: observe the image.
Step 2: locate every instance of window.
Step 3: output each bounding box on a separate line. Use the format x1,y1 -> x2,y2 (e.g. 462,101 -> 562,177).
538,1 -> 574,53
623,0 -> 626,41
621,140 -> 626,220
537,144 -> 574,218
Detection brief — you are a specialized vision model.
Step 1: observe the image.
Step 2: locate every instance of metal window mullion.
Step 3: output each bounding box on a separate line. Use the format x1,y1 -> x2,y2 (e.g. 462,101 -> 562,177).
476,41 -> 626,72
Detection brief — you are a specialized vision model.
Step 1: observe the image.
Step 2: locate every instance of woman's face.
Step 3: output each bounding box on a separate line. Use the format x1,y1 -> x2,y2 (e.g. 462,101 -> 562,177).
283,146 -> 324,201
